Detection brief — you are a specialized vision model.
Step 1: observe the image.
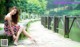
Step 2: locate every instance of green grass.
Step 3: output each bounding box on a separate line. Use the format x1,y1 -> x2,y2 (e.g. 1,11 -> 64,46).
58,21 -> 64,36
69,19 -> 80,42
0,27 -> 3,30
58,18 -> 80,42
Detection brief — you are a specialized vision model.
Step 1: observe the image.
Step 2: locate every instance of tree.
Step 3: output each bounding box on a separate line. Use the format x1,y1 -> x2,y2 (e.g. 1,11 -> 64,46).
27,0 -> 47,15
8,0 -> 47,15
0,0 -> 7,22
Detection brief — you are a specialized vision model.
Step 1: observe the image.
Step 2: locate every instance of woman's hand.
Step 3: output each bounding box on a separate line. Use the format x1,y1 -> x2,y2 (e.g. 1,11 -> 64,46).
13,35 -> 16,40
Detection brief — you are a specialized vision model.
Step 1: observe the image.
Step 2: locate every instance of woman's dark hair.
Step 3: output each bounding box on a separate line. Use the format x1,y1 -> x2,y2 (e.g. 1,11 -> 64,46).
10,6 -> 19,24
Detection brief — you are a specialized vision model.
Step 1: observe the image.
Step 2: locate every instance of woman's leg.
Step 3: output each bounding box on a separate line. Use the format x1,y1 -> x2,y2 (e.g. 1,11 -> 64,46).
14,26 -> 23,43
14,26 -> 32,43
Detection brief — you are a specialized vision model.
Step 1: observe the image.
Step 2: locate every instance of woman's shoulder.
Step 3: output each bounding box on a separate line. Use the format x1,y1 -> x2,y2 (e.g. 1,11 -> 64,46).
4,14 -> 11,20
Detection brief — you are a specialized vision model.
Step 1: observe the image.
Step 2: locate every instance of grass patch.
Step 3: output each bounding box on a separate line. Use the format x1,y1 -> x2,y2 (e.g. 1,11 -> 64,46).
58,21 -> 64,35
58,18 -> 80,42
69,19 -> 80,42
0,27 -> 3,30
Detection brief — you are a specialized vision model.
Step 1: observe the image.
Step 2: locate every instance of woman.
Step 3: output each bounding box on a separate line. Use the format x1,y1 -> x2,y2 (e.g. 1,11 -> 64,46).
4,6 -> 36,45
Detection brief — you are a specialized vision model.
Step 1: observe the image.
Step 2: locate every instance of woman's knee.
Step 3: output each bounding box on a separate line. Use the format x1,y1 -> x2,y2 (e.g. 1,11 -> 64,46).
20,25 -> 25,30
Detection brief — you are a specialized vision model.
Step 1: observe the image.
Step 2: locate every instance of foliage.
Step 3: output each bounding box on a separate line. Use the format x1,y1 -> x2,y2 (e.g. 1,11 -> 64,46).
67,10 -> 80,16
0,0 -> 6,22
0,0 -> 6,14
46,0 -> 80,16
20,12 -> 29,20
8,0 -> 47,15
27,0 -> 47,14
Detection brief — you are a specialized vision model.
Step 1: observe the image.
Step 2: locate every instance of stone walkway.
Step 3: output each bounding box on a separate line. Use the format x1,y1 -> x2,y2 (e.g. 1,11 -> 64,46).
10,21 -> 80,47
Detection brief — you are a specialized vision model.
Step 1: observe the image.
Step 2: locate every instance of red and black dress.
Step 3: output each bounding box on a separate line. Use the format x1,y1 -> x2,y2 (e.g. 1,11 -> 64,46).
4,20 -> 20,36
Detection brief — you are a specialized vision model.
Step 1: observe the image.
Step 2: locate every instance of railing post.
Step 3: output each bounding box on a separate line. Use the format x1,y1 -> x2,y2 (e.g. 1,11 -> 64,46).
54,16 -> 59,33
47,16 -> 52,29
41,17 -> 44,25
43,17 -> 45,26
44,17 -> 48,28
41,17 -> 43,25
41,16 -> 48,27
64,16 -> 69,38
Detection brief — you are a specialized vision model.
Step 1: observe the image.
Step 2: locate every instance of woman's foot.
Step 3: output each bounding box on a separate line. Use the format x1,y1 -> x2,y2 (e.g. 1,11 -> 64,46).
13,42 -> 18,46
30,38 -> 37,43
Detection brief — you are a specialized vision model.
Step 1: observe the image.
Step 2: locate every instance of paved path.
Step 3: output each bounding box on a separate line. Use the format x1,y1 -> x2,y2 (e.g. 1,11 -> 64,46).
10,21 -> 80,47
